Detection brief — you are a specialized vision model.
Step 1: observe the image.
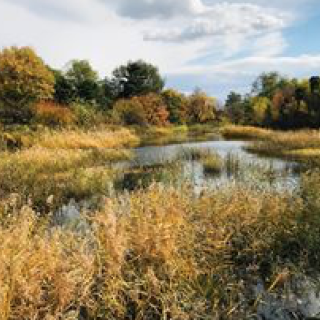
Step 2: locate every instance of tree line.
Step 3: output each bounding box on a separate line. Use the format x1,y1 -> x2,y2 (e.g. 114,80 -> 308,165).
0,46 -> 218,127
225,72 -> 320,129
1,46 -> 319,130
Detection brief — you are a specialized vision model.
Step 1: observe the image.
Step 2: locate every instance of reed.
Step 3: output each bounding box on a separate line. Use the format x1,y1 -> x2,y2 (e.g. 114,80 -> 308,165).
1,176 -> 319,319
34,127 -> 139,149
220,125 -> 272,140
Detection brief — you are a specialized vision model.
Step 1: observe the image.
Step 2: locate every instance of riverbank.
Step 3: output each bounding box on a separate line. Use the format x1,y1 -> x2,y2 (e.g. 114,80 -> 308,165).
221,125 -> 320,166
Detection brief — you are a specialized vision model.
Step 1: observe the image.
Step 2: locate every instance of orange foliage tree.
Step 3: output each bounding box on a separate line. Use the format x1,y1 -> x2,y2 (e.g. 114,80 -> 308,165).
186,90 -> 217,124
113,94 -> 169,126
0,46 -> 55,123
33,102 -> 75,127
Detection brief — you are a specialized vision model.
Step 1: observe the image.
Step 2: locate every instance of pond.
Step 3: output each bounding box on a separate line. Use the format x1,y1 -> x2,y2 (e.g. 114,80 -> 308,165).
115,139 -> 300,193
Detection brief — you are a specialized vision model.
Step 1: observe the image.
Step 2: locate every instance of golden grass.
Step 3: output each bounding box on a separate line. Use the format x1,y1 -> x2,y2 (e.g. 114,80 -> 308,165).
202,153 -> 223,175
34,128 -> 139,149
0,127 -> 139,210
243,128 -> 320,164
0,147 -> 131,211
1,176 -> 319,319
136,125 -> 219,146
220,125 -> 272,140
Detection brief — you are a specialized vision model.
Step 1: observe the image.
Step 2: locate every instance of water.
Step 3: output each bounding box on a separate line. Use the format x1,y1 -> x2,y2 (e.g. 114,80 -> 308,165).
115,140 -> 300,193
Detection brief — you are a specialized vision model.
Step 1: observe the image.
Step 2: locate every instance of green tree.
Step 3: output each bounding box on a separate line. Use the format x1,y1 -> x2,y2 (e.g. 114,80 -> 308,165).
52,69 -> 77,105
0,46 -> 54,123
65,60 -> 99,103
225,91 -> 243,124
98,77 -> 119,110
112,60 -> 165,99
161,89 -> 188,124
252,72 -> 288,99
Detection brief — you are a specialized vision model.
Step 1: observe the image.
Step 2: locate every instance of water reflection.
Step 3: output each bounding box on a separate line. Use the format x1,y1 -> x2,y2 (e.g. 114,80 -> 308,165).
115,140 -> 301,192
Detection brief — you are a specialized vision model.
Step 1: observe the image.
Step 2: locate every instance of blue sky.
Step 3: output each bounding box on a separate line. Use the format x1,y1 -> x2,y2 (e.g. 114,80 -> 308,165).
0,0 -> 320,100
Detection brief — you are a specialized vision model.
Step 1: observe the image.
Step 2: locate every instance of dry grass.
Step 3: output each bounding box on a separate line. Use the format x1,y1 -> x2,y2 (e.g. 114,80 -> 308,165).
1,175 -> 319,319
220,125 -> 272,141
0,148 -> 126,210
202,153 -> 223,175
136,125 -> 219,146
34,128 -> 139,149
244,128 -> 320,165
0,127 -> 139,210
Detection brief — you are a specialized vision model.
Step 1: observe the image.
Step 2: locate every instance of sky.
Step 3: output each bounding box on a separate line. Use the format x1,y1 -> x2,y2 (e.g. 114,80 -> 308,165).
0,0 -> 320,100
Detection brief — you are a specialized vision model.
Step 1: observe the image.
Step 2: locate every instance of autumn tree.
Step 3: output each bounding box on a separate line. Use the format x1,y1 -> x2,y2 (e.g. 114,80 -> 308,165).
186,90 -> 217,124
161,89 -> 188,124
113,94 -> 169,126
251,96 -> 271,125
0,46 -> 55,123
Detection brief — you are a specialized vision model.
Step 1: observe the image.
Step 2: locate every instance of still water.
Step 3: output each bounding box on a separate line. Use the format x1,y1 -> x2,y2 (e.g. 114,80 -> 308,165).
115,140 -> 300,192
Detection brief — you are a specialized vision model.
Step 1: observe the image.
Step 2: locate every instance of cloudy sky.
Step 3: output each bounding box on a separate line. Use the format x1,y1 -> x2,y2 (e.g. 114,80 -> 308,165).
0,0 -> 319,100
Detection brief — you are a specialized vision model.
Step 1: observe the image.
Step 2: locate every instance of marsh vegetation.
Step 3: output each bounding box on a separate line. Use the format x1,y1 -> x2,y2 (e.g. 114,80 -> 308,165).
2,46 -> 320,319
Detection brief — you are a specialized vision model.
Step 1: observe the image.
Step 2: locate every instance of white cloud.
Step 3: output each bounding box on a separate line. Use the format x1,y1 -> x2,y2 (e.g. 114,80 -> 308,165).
112,0 -> 207,19
144,3 -> 289,42
170,55 -> 320,79
251,32 -> 288,57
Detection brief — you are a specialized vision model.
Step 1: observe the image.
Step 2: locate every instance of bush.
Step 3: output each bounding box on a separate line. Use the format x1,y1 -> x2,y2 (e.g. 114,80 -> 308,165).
113,94 -> 169,126
113,99 -> 147,125
33,102 -> 75,127
71,103 -> 105,127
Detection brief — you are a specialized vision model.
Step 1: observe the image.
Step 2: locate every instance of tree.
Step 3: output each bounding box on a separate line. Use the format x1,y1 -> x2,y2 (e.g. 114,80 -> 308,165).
112,60 -> 165,99
52,69 -> 77,105
113,94 -> 169,126
98,77 -> 119,110
187,90 -> 217,124
252,72 -> 288,99
0,46 -> 54,123
161,89 -> 188,124
225,91 -> 243,124
65,60 -> 99,103
66,60 -> 98,83
251,96 -> 270,125
310,76 -> 320,94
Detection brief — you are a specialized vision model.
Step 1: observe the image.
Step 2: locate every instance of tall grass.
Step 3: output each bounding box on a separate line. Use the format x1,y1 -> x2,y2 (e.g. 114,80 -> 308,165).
220,125 -> 272,140
244,129 -> 320,166
34,128 -> 139,149
0,127 -> 139,210
1,175 -> 320,319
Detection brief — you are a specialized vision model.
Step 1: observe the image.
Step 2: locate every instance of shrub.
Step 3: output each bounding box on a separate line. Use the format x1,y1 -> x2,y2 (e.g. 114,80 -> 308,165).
113,94 -> 169,126
71,103 -> 105,127
113,99 -> 147,126
33,102 -> 75,126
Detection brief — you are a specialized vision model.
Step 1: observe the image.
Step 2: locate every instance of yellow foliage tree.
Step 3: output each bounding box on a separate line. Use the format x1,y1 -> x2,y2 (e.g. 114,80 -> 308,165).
251,96 -> 270,125
187,90 -> 217,123
0,46 -> 55,123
